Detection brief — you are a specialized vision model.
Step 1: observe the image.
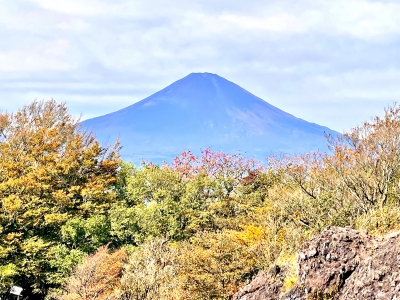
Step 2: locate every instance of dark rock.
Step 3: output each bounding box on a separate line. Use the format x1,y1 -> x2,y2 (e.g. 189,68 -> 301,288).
233,264 -> 306,300
234,227 -> 400,300
298,226 -> 374,296
338,232 -> 400,299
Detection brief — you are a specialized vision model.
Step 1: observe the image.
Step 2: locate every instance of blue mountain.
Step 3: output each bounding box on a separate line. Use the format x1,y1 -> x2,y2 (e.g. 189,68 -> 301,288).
83,73 -> 338,163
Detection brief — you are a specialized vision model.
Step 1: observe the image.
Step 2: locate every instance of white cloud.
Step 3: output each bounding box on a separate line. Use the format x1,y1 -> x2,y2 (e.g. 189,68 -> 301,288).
27,0 -> 161,18
57,19 -> 90,31
219,12 -> 316,33
325,0 -> 400,39
0,39 -> 79,71
0,90 -> 145,120
0,0 -> 399,132
213,1 -> 400,40
317,69 -> 400,99
29,0 -> 118,16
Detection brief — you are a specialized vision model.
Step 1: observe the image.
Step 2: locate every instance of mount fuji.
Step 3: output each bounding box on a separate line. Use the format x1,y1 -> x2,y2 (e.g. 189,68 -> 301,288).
83,73 -> 338,163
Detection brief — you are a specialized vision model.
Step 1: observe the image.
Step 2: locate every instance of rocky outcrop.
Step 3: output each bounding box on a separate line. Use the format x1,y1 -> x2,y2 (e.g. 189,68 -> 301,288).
338,230 -> 400,299
233,265 -> 305,300
298,226 -> 376,298
234,227 -> 400,300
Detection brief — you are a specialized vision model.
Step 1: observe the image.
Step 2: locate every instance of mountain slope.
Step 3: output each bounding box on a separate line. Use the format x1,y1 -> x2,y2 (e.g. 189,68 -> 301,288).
83,73 -> 338,163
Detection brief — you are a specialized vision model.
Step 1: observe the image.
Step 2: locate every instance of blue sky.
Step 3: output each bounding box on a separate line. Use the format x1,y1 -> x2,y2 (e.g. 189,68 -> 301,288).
1,0 -> 399,132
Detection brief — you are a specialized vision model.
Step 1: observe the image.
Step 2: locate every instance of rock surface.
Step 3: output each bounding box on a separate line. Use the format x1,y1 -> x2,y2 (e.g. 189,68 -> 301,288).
234,227 -> 400,300
233,264 -> 305,300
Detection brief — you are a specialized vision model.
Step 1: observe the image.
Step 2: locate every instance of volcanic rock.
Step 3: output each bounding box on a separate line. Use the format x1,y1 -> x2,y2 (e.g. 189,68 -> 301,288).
234,227 -> 400,300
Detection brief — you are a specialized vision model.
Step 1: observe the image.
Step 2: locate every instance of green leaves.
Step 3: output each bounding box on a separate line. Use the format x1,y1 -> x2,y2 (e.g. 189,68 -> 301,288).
0,263 -> 18,294
47,245 -> 86,286
61,215 -> 110,253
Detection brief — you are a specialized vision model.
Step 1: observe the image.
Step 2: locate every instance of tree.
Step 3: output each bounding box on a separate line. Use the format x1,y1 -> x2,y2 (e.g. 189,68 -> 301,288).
171,149 -> 262,198
268,104 -> 400,231
0,100 -> 120,297
120,238 -> 180,300
56,245 -> 126,300
178,229 -> 262,299
120,150 -> 264,243
326,104 -> 400,210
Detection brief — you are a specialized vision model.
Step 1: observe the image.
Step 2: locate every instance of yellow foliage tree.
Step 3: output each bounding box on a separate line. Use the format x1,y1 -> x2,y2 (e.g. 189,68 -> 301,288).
0,100 -> 120,297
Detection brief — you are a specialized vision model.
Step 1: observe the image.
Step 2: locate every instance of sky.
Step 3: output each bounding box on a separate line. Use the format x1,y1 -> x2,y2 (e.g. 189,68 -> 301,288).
1,0 -> 399,132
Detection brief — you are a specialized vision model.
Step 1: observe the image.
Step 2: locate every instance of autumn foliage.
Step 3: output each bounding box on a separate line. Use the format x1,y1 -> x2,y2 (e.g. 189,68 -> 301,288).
2,100 -> 400,299
0,100 -> 120,297
56,246 -> 126,300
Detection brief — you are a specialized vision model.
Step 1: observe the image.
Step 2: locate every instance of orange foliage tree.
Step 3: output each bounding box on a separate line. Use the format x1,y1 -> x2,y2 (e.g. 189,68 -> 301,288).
56,245 -> 126,300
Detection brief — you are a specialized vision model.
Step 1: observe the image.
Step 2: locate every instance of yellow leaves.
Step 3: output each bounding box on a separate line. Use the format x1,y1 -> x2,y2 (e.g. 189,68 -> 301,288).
52,190 -> 72,207
4,232 -> 22,244
0,99 -> 120,213
81,184 -> 107,201
355,205 -> 400,236
233,225 -> 267,246
35,166 -> 52,180
0,263 -> 18,286
176,230 -> 265,299
45,213 -> 69,226
0,100 -> 125,296
0,112 -> 10,132
99,159 -> 120,175
276,227 -> 287,246
21,237 -> 50,256
0,263 -> 18,276
283,268 -> 299,292
22,208 -> 49,226
2,195 -> 22,214
67,185 -> 81,195
0,245 -> 15,259
283,268 -> 299,291
273,252 -> 299,292
1,178 -> 20,190
77,201 -> 97,213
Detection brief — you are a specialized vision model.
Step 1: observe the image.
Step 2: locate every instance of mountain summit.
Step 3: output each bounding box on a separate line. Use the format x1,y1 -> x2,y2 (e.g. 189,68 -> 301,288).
83,73 -> 338,163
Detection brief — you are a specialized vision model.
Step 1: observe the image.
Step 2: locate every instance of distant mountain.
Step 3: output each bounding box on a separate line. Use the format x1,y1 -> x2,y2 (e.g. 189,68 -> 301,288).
83,73 -> 338,164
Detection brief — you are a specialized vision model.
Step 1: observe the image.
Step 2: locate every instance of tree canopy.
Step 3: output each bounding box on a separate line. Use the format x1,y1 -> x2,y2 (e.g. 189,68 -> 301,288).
0,100 -> 120,297
2,100 -> 400,300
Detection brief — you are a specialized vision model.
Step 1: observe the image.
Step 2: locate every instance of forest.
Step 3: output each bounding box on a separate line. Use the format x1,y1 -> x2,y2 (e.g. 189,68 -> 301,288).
1,100 -> 400,299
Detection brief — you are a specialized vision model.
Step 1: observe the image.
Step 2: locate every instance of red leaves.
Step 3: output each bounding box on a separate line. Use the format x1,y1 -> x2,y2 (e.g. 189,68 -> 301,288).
171,148 -> 262,181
